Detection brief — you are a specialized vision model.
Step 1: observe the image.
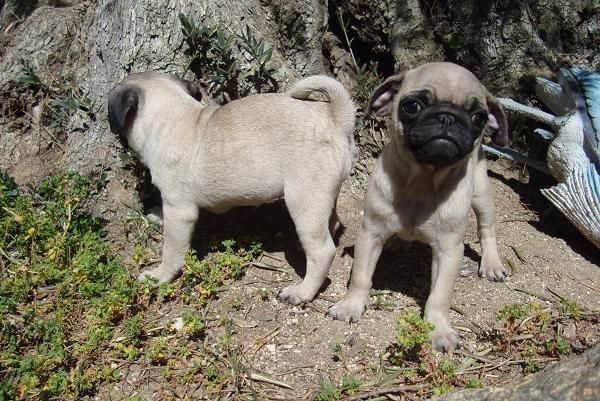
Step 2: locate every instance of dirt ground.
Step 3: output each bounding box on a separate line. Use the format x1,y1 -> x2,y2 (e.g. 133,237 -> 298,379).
104,156 -> 599,400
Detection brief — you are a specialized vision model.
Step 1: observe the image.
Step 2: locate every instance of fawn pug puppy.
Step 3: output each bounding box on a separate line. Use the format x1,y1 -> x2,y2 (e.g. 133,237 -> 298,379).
329,62 -> 509,352
108,71 -> 356,304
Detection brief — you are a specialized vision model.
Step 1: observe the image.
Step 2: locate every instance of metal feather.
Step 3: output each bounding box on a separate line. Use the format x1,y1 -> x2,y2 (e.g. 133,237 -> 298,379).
494,68 -> 600,248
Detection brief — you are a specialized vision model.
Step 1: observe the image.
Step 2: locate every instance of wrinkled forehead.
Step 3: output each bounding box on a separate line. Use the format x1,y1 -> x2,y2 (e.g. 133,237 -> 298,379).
400,63 -> 486,106
120,71 -> 187,95
122,71 -> 174,87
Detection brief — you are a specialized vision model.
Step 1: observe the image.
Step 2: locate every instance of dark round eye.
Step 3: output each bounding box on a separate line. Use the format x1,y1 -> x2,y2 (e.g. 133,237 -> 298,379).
401,100 -> 422,114
471,112 -> 487,127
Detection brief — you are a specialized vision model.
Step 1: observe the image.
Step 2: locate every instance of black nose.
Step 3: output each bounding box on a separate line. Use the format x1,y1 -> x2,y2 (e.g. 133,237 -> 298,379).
438,114 -> 455,127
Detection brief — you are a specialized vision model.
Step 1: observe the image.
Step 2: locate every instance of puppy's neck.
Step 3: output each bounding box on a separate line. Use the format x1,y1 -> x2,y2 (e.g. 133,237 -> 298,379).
384,144 -> 470,196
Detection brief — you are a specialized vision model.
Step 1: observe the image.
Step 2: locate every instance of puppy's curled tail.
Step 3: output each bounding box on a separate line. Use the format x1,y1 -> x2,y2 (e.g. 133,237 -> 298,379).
287,75 -> 356,147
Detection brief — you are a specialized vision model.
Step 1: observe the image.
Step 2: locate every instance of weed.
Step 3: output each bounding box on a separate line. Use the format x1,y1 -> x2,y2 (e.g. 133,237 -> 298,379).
0,171 -> 139,399
124,315 -> 144,347
332,343 -> 343,362
334,7 -> 382,107
432,384 -> 454,396
341,375 -> 361,395
316,378 -> 340,401
334,6 -> 387,176
352,61 -> 382,105
178,13 -> 277,102
0,170 -> 266,399
491,300 -> 593,373
146,335 -> 169,365
182,311 -> 206,339
467,377 -> 483,388
239,25 -> 277,93
524,359 -> 541,373
583,0 -> 600,14
438,356 -> 456,377
546,335 -> 571,357
390,310 -> 433,364
559,298 -> 580,319
182,239 -> 257,304
16,58 -> 95,136
497,303 -> 529,323
230,297 -> 245,310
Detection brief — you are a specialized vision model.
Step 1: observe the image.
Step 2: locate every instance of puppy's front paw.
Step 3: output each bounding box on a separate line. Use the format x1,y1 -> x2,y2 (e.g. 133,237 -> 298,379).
146,207 -> 164,226
137,266 -> 178,286
429,327 -> 461,353
328,299 -> 366,323
277,284 -> 314,305
479,253 -> 509,282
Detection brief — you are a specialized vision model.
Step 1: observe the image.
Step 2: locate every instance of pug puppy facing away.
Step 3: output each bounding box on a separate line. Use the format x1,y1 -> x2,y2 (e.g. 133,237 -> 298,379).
329,62 -> 510,352
108,72 -> 356,304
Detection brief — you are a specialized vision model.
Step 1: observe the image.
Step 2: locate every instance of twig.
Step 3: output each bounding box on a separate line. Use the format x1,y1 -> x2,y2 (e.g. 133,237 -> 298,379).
450,305 -> 465,315
498,217 -> 536,223
261,252 -> 287,263
510,286 -> 555,303
249,326 -> 281,358
251,261 -> 289,273
505,258 -> 517,275
509,245 -> 528,264
344,384 -> 430,401
248,371 -> 293,389
278,363 -> 317,376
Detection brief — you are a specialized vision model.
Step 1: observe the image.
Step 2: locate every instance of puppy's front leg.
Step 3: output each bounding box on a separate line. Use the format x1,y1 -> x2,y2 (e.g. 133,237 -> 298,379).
138,202 -> 198,285
329,225 -> 388,322
472,152 -> 509,281
426,235 -> 464,352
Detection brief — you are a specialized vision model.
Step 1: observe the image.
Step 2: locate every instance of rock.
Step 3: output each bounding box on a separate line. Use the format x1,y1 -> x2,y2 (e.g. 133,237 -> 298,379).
432,344 -> 600,401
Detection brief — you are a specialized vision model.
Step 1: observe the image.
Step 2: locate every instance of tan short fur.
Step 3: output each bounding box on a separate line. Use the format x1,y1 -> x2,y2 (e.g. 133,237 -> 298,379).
329,62 -> 509,352
108,72 -> 356,303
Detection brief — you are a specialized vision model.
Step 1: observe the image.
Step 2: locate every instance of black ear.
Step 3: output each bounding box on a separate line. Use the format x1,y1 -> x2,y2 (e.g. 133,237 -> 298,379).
485,93 -> 509,146
365,73 -> 405,118
182,80 -> 203,102
107,85 -> 141,135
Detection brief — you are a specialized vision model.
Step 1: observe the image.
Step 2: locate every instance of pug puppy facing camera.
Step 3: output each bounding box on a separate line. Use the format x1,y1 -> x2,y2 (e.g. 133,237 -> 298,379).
108,72 -> 356,304
329,62 -> 510,352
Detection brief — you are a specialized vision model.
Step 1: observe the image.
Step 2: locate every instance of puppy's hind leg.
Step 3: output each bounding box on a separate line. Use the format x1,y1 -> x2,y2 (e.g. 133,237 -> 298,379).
278,188 -> 337,305
138,201 -> 198,285
472,151 -> 509,281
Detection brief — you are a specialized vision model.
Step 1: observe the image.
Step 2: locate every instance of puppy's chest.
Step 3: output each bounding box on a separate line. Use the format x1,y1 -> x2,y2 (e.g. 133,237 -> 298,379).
392,184 -> 471,240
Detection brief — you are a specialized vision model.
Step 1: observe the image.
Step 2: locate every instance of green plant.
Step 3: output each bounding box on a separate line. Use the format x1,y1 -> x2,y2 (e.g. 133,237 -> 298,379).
467,377 -> 483,388
239,25 -> 277,93
332,342 -> 343,362
390,310 -> 434,364
341,375 -> 361,395
178,13 -> 277,101
432,384 -> 453,396
335,8 -> 382,105
524,359 -> 541,373
146,336 -> 169,364
182,239 -> 255,303
583,0 -> 600,14
0,171 -> 141,399
352,61 -> 382,104
497,303 -> 528,323
316,378 -> 340,401
16,58 -> 95,135
546,335 -> 570,357
558,298 -> 580,319
182,311 -> 206,338
438,356 -> 456,377
0,170 -> 267,399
